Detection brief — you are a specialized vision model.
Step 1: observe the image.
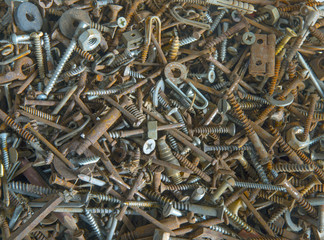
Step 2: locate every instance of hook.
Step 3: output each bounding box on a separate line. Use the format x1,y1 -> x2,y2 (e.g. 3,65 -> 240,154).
142,16 -> 161,63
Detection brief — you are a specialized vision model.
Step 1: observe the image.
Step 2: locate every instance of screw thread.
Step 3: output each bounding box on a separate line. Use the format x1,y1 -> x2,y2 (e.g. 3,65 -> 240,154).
268,206 -> 288,224
240,102 -> 264,109
43,33 -> 53,62
254,13 -> 269,23
179,36 -> 198,46
84,210 -> 103,240
31,33 -> 45,79
208,10 -> 226,35
258,190 -> 288,205
90,22 -> 110,32
8,181 -> 56,196
4,116 -> 36,142
224,207 -> 253,232
235,181 -> 286,192
90,193 -> 121,203
64,65 -> 87,77
75,47 -> 95,61
72,156 -> 100,166
20,106 -> 56,122
85,89 -> 119,96
128,70 -> 145,78
168,36 -> 179,61
0,135 -> 9,171
44,38 -> 77,96
143,189 -> 173,205
194,126 -> 229,134
125,104 -> 146,125
273,163 -> 314,173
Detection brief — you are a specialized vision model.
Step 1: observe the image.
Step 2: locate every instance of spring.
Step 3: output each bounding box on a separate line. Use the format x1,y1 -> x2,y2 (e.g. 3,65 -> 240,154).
315,18 -> 324,29
173,152 -> 211,182
9,181 -> 56,196
248,149 -> 270,184
240,102 -> 265,110
194,126 -> 229,134
161,173 -> 172,183
165,183 -> 200,191
20,106 -> 56,122
258,191 -> 287,205
75,47 -> 95,61
212,81 -> 229,90
224,207 -> 253,232
84,88 -> 119,96
205,144 -> 252,152
90,193 -> 121,203
33,231 -> 47,240
179,36 -> 198,47
90,22 -> 110,32
254,13 -> 269,23
47,8 -> 63,16
309,26 -> 324,44
273,164 -> 314,172
64,65 -> 87,77
269,126 -> 324,181
84,210 -> 103,240
268,206 -> 288,224
269,223 -> 284,236
123,201 -> 160,208
44,152 -> 54,165
238,92 -> 269,104
168,36 -> 179,61
4,116 -> 36,142
143,189 -> 173,205
31,33 -> 45,79
125,104 -> 146,124
227,93 -> 254,136
235,181 -> 286,192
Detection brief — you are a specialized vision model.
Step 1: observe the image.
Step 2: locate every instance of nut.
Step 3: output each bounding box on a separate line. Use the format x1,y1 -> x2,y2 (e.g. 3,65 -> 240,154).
78,28 -> 101,51
286,126 -> 310,150
260,5 -> 280,25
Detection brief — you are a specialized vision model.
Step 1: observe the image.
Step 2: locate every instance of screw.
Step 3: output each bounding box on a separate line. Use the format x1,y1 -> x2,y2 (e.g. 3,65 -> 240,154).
30,32 -> 45,80
275,27 -> 297,55
210,176 -> 235,202
0,133 -> 9,171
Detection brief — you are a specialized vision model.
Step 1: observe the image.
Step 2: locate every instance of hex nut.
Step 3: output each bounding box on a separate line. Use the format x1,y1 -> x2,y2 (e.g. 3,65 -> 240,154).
260,5 -> 280,25
78,28 -> 101,52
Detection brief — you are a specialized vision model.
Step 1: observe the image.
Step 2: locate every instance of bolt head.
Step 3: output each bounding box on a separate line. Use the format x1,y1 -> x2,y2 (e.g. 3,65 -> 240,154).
0,133 -> 9,139
227,46 -> 238,56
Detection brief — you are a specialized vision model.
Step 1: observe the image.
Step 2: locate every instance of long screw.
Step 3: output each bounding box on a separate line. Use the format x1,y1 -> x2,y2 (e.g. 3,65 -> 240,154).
208,9 -> 227,36
30,32 -> 45,79
275,27 -> 297,55
0,133 -> 9,171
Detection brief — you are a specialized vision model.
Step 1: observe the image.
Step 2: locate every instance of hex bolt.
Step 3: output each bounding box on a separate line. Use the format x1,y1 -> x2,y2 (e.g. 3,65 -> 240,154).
274,173 -> 317,218
0,133 -> 9,171
275,27 -> 297,55
210,176 -> 235,202
30,32 -> 45,80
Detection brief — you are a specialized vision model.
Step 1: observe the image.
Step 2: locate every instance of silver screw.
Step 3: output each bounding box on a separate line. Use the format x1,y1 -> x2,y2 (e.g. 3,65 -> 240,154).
85,209 -> 103,240
30,32 -> 45,80
220,22 -> 229,62
0,133 -> 9,171
208,8 -> 227,36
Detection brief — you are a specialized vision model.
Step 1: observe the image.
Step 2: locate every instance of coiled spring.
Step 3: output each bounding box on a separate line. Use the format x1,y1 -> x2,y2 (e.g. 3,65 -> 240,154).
4,116 -> 36,142
20,106 -> 57,122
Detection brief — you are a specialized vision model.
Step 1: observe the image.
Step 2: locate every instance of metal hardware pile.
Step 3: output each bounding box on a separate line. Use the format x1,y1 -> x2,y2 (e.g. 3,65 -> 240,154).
0,0 -> 324,239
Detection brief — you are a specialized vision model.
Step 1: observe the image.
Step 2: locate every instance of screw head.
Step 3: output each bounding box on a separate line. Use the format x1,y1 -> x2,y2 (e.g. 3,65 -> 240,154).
143,139 -> 156,155
117,17 -> 127,28
227,123 -> 236,136
207,70 -> 216,83
285,27 -> 297,38
274,173 -> 288,186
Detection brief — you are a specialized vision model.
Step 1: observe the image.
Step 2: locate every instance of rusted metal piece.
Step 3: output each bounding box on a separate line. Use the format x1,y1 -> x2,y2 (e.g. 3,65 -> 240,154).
249,34 -> 276,77
0,57 -> 34,84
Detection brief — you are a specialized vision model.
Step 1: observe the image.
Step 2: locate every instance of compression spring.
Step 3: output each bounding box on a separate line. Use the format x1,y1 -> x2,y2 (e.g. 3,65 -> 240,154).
84,210 -> 103,240
20,106 -> 57,122
90,193 -> 120,203
224,207 -> 253,232
143,189 -> 173,205
9,181 -> 56,196
125,104 -> 146,124
84,88 -> 119,96
309,26 -> 324,44
4,116 -> 36,142
240,102 -> 264,110
273,164 -> 314,172
168,36 -> 179,61
173,152 -> 211,182
64,65 -> 87,77
75,47 -> 95,61
268,206 -> 288,224
238,92 -> 269,104
235,181 -> 286,192
90,22 -> 110,32
164,183 -> 200,191
227,93 -> 255,136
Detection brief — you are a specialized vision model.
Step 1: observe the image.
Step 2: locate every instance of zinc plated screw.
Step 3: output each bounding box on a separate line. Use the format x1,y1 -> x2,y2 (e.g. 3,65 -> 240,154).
207,50 -> 218,83
30,32 -> 45,80
84,209 -> 103,240
275,27 -> 297,55
0,133 -> 9,171
275,173 -> 318,218
220,22 -> 229,62
208,8 -> 227,36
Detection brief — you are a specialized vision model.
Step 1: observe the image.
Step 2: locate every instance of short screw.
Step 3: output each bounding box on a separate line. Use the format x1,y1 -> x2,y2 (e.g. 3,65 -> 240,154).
30,32 -> 45,80
275,27 -> 297,55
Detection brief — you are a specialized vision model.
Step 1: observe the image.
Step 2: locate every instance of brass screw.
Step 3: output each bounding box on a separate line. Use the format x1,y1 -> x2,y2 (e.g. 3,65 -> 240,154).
275,27 -> 297,55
